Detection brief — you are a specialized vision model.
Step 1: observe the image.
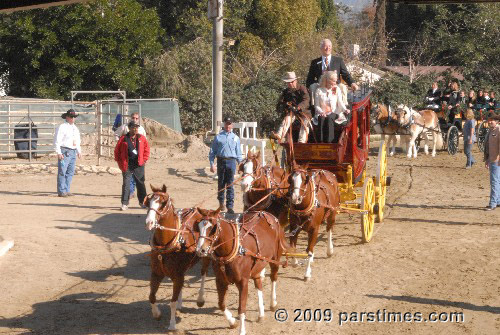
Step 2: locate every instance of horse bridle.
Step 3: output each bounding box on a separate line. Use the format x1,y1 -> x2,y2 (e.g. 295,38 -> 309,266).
240,156 -> 262,180
144,192 -> 174,226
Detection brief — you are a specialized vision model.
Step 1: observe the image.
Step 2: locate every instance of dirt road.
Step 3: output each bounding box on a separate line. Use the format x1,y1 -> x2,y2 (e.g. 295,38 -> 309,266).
0,143 -> 498,335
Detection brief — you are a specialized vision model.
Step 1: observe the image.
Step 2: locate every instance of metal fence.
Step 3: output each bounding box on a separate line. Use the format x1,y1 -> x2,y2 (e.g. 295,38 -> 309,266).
0,101 -> 96,163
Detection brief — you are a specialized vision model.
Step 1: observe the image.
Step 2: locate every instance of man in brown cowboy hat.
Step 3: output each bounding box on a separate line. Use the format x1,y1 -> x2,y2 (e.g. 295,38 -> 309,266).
54,109 -> 82,197
270,71 -> 311,143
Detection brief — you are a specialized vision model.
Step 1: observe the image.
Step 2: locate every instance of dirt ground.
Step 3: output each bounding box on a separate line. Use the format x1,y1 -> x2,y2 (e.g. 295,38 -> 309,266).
0,138 -> 498,335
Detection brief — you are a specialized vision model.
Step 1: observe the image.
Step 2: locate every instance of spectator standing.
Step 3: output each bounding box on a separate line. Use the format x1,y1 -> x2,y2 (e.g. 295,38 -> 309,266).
209,117 -> 243,214
54,109 -> 82,197
483,114 -> 500,211
114,121 -> 150,211
463,109 -> 476,169
114,112 -> 147,199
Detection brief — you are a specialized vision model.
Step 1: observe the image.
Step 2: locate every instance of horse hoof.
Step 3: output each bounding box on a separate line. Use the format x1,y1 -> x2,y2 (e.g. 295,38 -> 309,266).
196,300 -> 205,307
257,316 -> 265,323
326,252 -> 333,258
270,304 -> 278,312
304,276 -> 311,282
229,322 -> 238,329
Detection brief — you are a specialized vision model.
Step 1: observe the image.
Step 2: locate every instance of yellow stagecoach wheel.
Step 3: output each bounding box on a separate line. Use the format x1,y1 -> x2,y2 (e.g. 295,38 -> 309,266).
361,177 -> 376,243
375,140 -> 388,223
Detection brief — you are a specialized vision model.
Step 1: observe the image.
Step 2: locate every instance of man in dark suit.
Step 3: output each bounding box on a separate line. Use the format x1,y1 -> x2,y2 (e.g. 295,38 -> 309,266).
306,39 -> 358,91
424,82 -> 441,110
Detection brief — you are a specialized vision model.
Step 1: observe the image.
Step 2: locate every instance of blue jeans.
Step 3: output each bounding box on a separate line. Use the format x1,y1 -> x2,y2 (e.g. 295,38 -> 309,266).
464,141 -> 475,167
489,162 -> 500,208
130,178 -> 136,194
217,158 -> 236,209
57,147 -> 76,195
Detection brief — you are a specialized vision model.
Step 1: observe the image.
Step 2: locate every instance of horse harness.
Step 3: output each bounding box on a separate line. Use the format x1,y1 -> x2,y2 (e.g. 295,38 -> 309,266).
146,192 -> 197,255
206,211 -> 288,267
244,165 -> 288,210
288,169 -> 339,236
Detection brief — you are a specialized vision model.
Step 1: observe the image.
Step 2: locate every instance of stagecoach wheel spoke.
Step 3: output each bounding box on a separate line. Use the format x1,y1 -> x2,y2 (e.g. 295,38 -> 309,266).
477,122 -> 488,152
361,177 -> 375,243
375,141 -> 387,223
446,126 -> 459,155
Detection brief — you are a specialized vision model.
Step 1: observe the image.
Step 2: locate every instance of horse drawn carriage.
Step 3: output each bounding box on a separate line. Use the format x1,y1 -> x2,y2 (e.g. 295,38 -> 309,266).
473,103 -> 499,152
279,89 -> 389,243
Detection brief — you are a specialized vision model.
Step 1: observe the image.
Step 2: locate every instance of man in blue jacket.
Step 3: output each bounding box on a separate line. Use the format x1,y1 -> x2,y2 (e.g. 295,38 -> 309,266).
209,117 -> 243,214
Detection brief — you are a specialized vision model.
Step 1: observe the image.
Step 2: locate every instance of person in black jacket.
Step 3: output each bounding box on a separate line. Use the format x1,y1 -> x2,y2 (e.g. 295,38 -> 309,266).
424,82 -> 441,110
447,82 -> 461,127
306,39 -> 358,91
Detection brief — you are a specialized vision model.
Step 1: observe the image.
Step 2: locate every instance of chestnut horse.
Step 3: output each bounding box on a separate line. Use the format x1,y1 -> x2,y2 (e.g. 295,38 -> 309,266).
394,105 -> 443,158
288,162 -> 340,281
239,151 -> 289,225
144,185 -> 210,331
371,104 -> 409,156
195,208 -> 291,335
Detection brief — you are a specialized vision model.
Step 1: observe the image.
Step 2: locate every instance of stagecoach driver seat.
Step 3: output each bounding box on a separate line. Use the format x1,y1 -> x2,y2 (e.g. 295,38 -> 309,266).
270,71 -> 312,143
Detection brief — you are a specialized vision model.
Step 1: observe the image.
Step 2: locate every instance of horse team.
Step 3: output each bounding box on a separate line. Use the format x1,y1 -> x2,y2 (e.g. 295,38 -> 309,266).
371,104 -> 444,158
144,151 -> 340,334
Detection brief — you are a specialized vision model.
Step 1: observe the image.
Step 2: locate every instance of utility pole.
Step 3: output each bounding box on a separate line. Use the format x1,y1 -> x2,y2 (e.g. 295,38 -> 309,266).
208,0 -> 223,134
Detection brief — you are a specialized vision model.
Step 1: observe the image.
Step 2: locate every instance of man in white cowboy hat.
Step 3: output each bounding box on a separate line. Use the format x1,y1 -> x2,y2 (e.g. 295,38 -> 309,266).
54,109 -> 82,197
270,71 -> 311,143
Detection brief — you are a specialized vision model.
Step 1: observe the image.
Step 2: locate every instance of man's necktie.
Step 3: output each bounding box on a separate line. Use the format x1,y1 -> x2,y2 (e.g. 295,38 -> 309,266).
324,58 -> 329,73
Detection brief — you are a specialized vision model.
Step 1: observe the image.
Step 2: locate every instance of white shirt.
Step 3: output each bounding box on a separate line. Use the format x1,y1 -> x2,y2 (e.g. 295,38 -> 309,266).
54,122 -> 81,154
322,55 -> 332,72
114,124 -> 146,140
314,86 -> 349,124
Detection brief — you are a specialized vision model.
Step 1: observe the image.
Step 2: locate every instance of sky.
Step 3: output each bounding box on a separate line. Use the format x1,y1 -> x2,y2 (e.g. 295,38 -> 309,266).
336,0 -> 373,12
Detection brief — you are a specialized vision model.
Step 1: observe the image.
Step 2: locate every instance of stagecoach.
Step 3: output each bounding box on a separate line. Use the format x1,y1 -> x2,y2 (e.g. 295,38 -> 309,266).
278,89 -> 389,243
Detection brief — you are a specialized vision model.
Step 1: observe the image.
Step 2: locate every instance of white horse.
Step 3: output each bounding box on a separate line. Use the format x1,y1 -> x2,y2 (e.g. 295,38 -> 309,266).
394,105 -> 443,158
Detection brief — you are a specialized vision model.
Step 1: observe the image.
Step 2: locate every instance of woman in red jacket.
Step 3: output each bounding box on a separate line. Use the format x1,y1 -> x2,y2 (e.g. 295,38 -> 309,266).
114,121 -> 150,211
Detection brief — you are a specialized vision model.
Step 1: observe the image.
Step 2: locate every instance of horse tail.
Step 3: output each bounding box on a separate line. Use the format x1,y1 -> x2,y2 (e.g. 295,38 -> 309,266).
435,122 -> 444,149
278,226 -> 295,255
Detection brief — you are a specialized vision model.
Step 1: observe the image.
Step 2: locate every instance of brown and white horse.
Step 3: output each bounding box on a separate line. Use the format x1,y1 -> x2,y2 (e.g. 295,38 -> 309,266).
144,185 -> 210,331
371,104 -> 409,156
394,105 -> 443,158
288,162 -> 340,281
239,151 -> 289,226
195,208 -> 291,335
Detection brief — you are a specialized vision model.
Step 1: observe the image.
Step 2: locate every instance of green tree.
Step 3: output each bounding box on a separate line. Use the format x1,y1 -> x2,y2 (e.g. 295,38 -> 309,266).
252,0 -> 321,48
0,0 -> 163,99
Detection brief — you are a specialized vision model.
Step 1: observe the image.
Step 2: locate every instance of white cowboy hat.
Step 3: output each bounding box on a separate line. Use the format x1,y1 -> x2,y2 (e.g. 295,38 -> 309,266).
282,72 -> 299,83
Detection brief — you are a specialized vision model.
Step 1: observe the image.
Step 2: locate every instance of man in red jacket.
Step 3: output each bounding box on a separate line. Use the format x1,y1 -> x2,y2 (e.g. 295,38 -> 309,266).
114,121 -> 150,211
